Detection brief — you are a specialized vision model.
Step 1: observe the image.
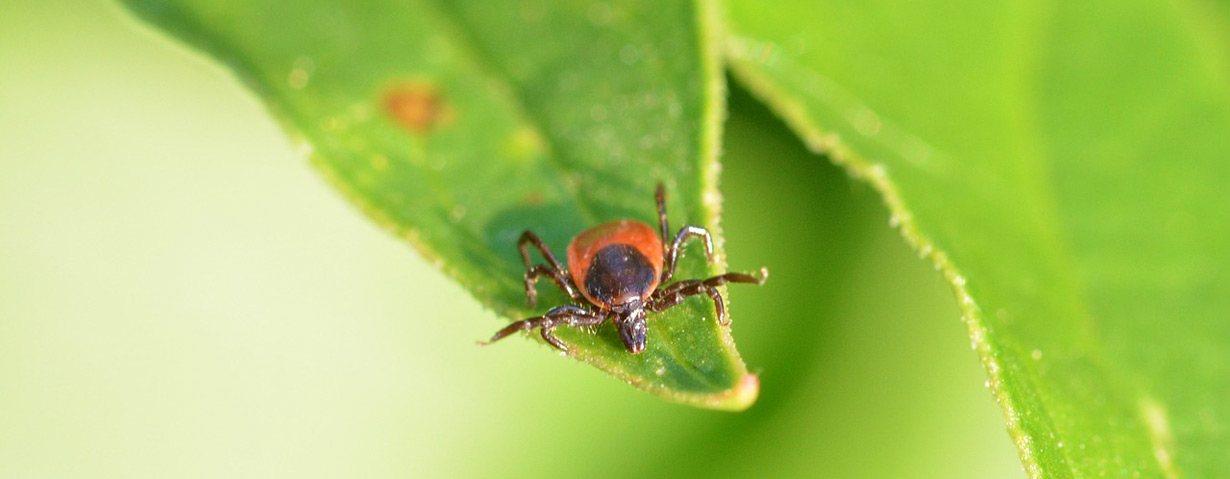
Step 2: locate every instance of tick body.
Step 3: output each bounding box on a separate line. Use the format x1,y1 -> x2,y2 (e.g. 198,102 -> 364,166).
482,184 -> 766,354
568,220 -> 663,308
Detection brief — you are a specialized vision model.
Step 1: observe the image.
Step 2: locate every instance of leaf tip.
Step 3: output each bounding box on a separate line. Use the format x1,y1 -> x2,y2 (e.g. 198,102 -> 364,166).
698,372 -> 759,412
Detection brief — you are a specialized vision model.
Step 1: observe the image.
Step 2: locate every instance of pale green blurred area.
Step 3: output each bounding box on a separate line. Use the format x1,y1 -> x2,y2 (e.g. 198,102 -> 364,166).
0,1 -> 1021,477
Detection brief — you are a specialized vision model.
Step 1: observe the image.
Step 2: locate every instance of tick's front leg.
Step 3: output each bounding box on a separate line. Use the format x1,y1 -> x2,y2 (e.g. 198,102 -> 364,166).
649,268 -> 768,324
480,305 -> 606,351
661,226 -> 715,284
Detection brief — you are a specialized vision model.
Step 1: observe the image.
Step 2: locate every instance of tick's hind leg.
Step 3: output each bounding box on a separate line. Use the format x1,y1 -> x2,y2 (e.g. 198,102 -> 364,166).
649,268 -> 768,325
480,305 -> 607,351
518,230 -> 580,307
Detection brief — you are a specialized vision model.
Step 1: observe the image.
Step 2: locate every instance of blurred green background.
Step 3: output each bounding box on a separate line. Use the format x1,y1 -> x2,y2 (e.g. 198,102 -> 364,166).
0,1 -> 1021,477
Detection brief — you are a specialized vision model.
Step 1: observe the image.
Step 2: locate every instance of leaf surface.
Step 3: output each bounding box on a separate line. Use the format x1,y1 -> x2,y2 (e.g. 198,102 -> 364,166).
725,0 -> 1230,475
120,0 -> 757,409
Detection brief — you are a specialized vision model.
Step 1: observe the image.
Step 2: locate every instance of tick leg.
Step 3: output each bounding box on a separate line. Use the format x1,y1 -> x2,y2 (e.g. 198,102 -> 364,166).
654,184 -> 716,284
480,305 -> 607,352
655,183 -> 670,247
661,226 -> 715,284
524,265 -> 578,308
518,230 -> 579,306
649,269 -> 768,325
648,279 -> 719,322
538,326 -> 569,351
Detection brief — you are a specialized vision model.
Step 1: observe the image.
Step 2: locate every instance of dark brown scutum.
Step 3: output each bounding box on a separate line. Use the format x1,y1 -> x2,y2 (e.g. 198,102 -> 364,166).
583,244 -> 657,306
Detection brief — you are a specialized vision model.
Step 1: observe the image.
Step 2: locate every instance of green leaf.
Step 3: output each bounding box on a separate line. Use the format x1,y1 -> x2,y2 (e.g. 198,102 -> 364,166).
118,0 -> 758,410
725,0 -> 1230,476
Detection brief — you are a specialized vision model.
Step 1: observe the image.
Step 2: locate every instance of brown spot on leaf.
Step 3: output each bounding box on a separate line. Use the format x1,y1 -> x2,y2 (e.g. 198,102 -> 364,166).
523,191 -> 545,206
383,81 -> 452,135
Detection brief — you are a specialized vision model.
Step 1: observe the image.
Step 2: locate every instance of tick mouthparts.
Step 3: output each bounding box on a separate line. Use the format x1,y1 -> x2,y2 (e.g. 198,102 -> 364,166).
617,315 -> 648,354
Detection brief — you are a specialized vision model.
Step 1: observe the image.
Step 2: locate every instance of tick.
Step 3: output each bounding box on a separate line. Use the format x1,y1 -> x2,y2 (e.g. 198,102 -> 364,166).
481,183 -> 767,354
